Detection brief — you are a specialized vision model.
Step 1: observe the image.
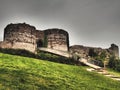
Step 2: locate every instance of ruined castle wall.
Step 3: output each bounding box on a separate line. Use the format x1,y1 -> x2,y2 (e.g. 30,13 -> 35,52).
44,29 -> 69,51
12,42 -> 36,52
70,44 -> 119,59
35,30 -> 44,40
3,23 -> 36,52
0,41 -> 12,48
2,23 -> 119,56
70,45 -> 89,58
35,30 -> 44,48
2,23 -> 70,52
109,44 -> 119,58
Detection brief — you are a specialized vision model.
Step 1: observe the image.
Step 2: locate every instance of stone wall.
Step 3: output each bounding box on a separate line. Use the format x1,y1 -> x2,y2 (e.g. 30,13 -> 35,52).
70,44 -> 119,59
4,23 -> 36,44
0,41 -> 12,48
3,23 -> 36,52
44,29 -> 69,51
12,42 -> 36,52
0,23 -> 119,57
35,30 -> 44,48
0,23 -> 69,52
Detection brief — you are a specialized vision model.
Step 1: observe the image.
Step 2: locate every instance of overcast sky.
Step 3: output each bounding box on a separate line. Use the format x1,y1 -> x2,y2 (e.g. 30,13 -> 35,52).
0,0 -> 120,49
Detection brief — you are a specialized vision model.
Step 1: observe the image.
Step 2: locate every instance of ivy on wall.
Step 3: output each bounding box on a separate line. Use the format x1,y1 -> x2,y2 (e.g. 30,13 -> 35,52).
43,33 -> 48,47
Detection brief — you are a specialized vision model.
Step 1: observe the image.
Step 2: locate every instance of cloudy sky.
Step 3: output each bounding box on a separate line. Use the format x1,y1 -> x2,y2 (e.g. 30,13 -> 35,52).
0,0 -> 120,49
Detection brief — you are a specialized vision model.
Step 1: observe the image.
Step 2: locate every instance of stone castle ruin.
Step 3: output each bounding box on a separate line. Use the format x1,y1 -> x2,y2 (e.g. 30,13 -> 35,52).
0,23 -> 69,52
0,23 -> 119,59
70,44 -> 119,60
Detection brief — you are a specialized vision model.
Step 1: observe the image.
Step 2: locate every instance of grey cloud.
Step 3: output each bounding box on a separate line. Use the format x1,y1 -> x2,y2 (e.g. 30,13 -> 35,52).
0,0 -> 120,49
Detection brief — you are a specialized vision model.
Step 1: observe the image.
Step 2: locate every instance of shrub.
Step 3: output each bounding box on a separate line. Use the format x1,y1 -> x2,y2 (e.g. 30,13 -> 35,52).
0,48 -> 76,65
108,56 -> 120,72
37,51 -> 76,65
0,48 -> 36,58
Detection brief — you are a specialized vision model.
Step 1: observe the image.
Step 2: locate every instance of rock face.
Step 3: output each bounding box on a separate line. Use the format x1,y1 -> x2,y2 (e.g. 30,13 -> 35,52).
0,23 -> 69,52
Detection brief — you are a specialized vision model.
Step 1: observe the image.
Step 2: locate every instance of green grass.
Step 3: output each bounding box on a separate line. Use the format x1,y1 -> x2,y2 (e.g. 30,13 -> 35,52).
107,68 -> 120,77
0,53 -> 120,90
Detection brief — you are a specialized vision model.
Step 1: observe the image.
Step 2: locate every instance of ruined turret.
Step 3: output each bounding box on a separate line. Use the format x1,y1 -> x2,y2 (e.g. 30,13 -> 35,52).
109,44 -> 119,58
44,29 -> 69,51
3,23 -> 36,52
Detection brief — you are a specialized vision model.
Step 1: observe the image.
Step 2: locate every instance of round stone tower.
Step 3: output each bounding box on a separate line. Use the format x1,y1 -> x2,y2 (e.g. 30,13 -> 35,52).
44,29 -> 69,51
4,23 -> 36,52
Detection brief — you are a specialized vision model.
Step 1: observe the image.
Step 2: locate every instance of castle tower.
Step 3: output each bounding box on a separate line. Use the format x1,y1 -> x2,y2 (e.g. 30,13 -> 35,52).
4,23 -> 36,52
44,29 -> 69,51
109,44 -> 119,58
1,23 -> 70,53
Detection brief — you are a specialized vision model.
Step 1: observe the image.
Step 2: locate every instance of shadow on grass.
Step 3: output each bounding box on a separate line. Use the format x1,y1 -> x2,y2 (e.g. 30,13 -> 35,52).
0,48 -> 78,66
0,67 -> 53,90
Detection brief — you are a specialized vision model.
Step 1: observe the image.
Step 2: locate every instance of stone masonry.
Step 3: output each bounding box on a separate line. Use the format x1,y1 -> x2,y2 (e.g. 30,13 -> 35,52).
0,23 -> 69,52
70,44 -> 119,59
0,23 -> 119,59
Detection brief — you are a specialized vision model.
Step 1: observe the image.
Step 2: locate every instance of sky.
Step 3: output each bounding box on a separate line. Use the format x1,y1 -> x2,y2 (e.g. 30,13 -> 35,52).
0,0 -> 120,50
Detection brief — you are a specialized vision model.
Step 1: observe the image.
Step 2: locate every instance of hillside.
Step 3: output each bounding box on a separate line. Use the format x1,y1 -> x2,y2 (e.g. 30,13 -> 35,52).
0,53 -> 120,90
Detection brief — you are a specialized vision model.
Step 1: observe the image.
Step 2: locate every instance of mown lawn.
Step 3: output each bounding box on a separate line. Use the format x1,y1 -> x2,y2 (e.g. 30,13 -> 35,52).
0,53 -> 120,90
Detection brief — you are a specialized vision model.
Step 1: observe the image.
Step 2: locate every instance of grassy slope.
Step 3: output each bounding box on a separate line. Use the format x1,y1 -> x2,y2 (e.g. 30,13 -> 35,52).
0,53 -> 120,90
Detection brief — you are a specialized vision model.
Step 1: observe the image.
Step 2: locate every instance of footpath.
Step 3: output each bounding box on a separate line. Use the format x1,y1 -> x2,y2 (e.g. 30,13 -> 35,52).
79,58 -> 120,81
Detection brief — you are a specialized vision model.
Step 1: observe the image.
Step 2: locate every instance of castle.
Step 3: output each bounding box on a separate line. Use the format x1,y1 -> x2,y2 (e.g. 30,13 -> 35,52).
0,23 -> 69,52
0,23 -> 119,59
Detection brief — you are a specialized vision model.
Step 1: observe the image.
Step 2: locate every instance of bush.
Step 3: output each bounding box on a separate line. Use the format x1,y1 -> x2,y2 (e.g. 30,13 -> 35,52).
108,56 -> 120,72
37,51 -> 76,65
108,56 -> 116,69
0,48 -> 76,65
116,64 -> 120,72
0,48 -> 36,58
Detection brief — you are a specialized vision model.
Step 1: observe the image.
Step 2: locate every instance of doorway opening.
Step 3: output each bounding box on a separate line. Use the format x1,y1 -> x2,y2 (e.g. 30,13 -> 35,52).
37,39 -> 43,48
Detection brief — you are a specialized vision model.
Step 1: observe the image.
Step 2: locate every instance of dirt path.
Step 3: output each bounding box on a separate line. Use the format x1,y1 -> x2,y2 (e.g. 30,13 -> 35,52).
87,68 -> 120,81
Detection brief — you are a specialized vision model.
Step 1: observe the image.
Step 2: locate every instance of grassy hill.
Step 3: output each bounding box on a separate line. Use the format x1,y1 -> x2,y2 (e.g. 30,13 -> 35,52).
0,53 -> 120,90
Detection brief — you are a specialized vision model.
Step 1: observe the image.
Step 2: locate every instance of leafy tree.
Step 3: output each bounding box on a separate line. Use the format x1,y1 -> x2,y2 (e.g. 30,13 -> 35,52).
108,55 -> 120,72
